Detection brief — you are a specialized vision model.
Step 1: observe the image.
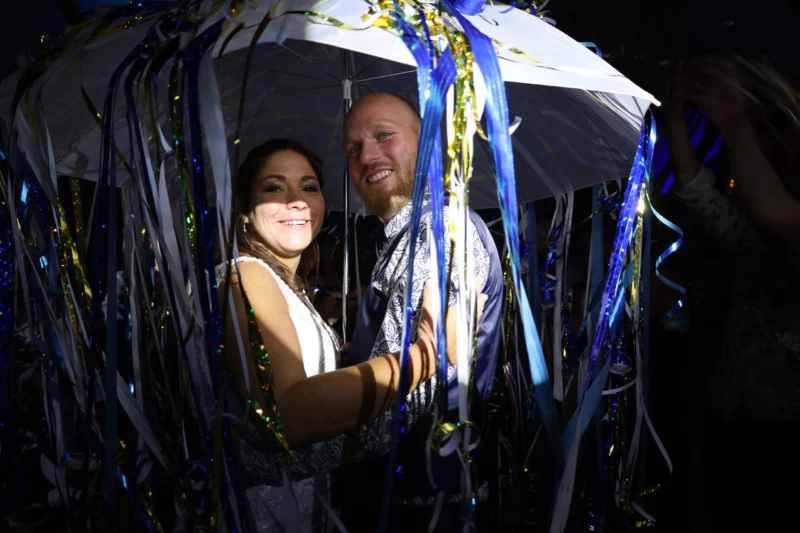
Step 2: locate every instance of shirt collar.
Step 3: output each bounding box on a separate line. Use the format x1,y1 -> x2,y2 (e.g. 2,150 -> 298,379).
383,188 -> 431,242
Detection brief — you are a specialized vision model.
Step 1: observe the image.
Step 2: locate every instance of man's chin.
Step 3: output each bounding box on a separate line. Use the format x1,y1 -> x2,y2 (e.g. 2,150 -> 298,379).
363,195 -> 411,221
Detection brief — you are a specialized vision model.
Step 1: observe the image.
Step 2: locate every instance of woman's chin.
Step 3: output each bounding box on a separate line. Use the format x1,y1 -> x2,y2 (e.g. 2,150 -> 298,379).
278,242 -> 311,257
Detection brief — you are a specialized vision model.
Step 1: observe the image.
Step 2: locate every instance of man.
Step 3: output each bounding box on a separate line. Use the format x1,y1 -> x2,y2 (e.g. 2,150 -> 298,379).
336,92 -> 503,530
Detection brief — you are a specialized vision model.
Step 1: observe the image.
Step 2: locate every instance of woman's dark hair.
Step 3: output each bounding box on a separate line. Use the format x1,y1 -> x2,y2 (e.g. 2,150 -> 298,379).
234,138 -> 324,301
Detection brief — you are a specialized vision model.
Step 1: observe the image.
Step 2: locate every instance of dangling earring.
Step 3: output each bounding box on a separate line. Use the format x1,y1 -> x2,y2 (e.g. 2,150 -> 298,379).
242,219 -> 248,234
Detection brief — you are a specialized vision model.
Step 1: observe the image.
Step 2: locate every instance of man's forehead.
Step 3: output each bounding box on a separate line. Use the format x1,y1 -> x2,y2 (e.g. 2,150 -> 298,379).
347,95 -> 415,123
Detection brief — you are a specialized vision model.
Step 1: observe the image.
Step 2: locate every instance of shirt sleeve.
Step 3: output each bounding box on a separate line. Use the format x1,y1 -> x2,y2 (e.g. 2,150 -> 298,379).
671,166 -> 765,252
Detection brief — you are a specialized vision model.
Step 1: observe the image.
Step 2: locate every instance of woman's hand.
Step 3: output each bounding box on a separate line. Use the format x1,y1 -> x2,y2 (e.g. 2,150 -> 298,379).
661,70 -> 702,187
683,58 -> 752,133
416,282 -> 488,368
338,342 -> 352,365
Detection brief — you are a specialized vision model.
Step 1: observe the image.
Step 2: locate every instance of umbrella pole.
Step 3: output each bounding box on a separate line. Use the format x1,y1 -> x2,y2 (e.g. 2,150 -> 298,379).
341,50 -> 355,342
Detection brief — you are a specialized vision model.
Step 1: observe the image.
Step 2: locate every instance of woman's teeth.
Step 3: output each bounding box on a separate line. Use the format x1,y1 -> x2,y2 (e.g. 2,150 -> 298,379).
368,170 -> 392,183
280,221 -> 307,226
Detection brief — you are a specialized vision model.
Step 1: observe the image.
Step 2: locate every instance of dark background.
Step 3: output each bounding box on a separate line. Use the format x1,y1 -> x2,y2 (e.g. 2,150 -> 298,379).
2,0 -> 797,96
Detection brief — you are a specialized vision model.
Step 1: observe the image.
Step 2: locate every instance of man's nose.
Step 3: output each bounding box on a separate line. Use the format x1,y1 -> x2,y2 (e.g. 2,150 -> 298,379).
359,140 -> 381,165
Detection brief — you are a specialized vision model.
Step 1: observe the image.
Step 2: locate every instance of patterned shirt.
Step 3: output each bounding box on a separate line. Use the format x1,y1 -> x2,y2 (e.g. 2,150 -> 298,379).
368,192 -> 491,361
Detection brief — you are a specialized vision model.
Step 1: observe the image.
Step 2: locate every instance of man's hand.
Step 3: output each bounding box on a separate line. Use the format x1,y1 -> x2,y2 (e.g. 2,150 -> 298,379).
417,283 -> 488,367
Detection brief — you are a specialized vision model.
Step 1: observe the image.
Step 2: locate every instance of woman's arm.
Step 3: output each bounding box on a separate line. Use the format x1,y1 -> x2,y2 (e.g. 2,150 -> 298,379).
222,262 -> 477,449
721,122 -> 800,251
681,59 -> 800,251
663,74 -> 702,188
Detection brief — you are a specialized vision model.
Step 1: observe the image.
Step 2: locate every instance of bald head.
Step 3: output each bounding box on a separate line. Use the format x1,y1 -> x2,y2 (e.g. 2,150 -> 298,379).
343,93 -> 421,220
345,93 -> 421,134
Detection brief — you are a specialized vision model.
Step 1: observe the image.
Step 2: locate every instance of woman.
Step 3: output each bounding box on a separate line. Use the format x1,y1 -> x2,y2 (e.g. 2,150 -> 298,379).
217,138 -> 482,531
663,59 -> 800,532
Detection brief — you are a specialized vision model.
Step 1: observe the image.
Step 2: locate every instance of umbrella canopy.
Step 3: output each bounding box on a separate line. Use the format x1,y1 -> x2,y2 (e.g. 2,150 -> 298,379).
0,0 -> 657,212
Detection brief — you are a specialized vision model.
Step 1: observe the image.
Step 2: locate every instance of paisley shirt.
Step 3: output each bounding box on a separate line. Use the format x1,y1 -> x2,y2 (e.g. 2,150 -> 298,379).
369,192 -> 491,360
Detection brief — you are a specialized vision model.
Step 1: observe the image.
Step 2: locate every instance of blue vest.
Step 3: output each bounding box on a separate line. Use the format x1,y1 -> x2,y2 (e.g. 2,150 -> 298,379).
350,206 -> 503,412
335,207 -> 503,523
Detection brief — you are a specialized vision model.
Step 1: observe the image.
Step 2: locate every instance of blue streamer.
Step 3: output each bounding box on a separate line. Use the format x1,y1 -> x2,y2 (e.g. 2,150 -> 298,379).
658,106 -> 723,194
374,7 -> 438,529
579,42 -> 603,58
583,120 -> 654,389
411,3 -> 449,429
638,154 -> 654,487
88,37 -> 144,525
377,30 -> 456,529
452,0 -> 486,16
646,187 -> 687,326
0,182 -> 17,515
559,117 -> 656,521
183,21 -> 245,529
445,1 -> 563,464
589,184 -> 605,334
183,19 -> 225,445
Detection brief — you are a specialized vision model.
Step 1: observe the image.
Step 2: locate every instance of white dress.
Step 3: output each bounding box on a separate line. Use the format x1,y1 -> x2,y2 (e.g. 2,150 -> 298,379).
217,256 -> 432,532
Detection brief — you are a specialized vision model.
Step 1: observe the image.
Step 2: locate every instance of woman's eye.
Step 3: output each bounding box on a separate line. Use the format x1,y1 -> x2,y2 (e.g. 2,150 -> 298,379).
264,185 -> 282,193
304,186 -> 320,193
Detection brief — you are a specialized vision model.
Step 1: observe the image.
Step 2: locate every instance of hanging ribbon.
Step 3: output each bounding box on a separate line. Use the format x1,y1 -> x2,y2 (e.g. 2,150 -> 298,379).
378,32 -> 456,533
552,115 -> 657,533
445,0 -> 563,465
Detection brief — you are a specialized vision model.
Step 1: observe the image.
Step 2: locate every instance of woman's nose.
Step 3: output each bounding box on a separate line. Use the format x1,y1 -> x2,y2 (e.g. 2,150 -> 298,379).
285,188 -> 308,209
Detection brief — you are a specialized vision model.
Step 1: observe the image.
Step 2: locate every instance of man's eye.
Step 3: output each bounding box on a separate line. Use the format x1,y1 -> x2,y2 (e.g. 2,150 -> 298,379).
378,132 -> 393,139
348,145 -> 361,156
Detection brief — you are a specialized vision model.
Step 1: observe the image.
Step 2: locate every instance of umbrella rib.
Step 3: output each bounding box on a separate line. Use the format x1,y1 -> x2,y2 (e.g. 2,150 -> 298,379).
353,57 -> 382,79
268,83 -> 341,94
223,58 -> 334,84
280,44 -> 341,82
355,69 -> 417,83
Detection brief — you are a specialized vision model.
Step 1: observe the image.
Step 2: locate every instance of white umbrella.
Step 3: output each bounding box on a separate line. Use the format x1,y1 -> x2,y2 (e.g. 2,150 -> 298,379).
0,0 -> 657,213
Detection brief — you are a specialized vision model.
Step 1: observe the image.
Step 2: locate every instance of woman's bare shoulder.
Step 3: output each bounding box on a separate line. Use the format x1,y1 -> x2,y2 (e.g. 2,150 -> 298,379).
220,260 -> 289,312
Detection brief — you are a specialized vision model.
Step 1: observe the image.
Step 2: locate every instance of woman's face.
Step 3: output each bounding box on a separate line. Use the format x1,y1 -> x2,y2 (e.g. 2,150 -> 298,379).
245,149 -> 325,267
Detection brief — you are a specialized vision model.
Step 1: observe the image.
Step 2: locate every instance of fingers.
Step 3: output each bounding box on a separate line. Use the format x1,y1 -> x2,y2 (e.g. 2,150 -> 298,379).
420,281 -> 436,312
477,293 -> 488,321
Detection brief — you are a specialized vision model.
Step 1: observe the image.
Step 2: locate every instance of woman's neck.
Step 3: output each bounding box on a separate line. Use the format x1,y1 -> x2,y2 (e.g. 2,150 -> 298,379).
275,254 -> 301,276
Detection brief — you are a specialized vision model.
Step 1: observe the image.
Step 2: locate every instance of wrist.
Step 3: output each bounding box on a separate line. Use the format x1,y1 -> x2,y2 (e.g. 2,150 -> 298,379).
410,340 -> 435,382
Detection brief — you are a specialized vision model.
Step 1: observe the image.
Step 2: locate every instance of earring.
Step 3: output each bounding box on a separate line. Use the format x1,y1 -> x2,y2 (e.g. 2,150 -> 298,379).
242,219 -> 248,234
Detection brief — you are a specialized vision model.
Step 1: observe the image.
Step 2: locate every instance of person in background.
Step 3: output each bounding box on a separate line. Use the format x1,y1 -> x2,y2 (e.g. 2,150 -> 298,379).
663,57 -> 800,533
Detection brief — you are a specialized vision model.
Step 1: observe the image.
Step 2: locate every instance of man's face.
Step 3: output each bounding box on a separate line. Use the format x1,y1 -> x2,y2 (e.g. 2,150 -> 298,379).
344,94 -> 419,221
